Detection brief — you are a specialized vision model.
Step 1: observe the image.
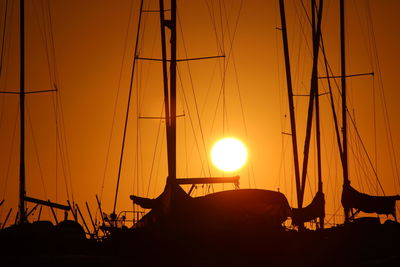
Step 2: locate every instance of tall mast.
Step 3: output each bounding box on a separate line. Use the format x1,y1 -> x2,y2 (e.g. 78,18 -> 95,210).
298,0 -> 323,207
159,0 -> 177,183
278,0 -> 301,208
19,0 -> 26,224
312,0 -> 323,193
312,0 -> 324,229
340,0 -> 349,222
170,0 -> 177,182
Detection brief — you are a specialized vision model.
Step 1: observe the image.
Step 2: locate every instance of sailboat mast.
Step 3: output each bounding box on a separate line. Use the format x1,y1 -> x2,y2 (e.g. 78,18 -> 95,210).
340,0 -> 349,222
159,0 -> 177,182
278,0 -> 301,209
312,0 -> 324,229
19,0 -> 26,224
169,0 -> 177,181
312,0 -> 323,194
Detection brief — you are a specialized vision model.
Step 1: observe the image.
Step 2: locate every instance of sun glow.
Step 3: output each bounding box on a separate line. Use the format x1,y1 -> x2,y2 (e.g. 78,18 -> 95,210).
211,137 -> 248,172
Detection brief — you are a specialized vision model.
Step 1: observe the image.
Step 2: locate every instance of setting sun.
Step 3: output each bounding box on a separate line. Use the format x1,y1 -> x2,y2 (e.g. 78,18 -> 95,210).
211,138 -> 248,172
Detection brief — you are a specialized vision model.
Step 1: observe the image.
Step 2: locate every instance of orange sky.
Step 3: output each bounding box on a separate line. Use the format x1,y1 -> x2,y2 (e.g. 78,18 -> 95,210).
0,0 -> 400,227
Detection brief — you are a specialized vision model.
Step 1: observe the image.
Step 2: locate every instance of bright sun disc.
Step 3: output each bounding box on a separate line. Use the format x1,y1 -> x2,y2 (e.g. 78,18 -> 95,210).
211,138 -> 247,172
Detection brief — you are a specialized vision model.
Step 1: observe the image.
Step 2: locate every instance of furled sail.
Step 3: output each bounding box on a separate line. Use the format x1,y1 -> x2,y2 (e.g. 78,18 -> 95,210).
341,183 -> 400,218
291,191 -> 325,226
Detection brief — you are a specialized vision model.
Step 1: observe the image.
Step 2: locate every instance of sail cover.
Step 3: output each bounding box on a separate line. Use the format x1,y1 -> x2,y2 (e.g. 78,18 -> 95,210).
131,184 -> 291,229
291,191 -> 325,225
341,183 -> 400,217
189,189 -> 291,227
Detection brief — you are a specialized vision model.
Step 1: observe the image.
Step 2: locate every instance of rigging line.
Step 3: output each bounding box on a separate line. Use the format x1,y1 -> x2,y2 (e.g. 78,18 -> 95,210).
222,29 -> 254,187
350,124 -> 374,193
176,64 -> 210,178
41,0 -> 53,83
320,121 -> 336,208
55,112 -> 72,202
134,0 -> 155,198
217,0 -> 243,134
146,104 -> 164,197
44,0 -> 56,84
45,1 -> 61,203
219,0 -> 225,61
1,104 -> 18,201
33,0 -> 53,87
224,0 -> 253,187
53,91 -> 73,202
137,20 -> 155,120
45,88 -> 71,202
0,0 -> 14,88
220,0 -> 243,110
46,0 -> 60,87
220,0 -> 228,138
25,102 -> 48,200
358,1 -> 379,192
50,89 -> 71,202
98,0 -> 135,202
347,112 -> 385,194
320,36 -> 343,164
297,1 -> 313,64
204,0 -> 223,58
177,13 -> 211,177
299,0 -> 342,89
42,1 -> 74,202
0,0 -> 8,79
366,1 -> 400,192
350,123 -> 366,191
113,0 -> 144,215
34,1 -> 73,203
46,0 -> 61,88
325,205 -> 342,225
0,1 -> 9,133
353,1 -> 374,71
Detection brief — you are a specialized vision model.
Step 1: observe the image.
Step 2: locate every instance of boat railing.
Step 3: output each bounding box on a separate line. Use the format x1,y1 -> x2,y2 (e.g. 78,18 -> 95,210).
102,210 -> 145,229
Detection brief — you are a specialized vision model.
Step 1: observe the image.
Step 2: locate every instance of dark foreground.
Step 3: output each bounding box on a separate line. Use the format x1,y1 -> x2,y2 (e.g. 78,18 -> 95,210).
1,218 -> 399,266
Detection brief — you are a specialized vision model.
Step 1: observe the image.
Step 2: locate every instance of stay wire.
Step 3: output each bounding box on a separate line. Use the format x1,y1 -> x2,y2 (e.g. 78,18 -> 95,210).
146,104 -> 164,197
99,0 -> 134,202
177,12 -> 211,177
1,105 -> 18,202
0,0 -> 8,80
113,0 -> 144,215
0,0 -> 9,135
176,65 -> 209,178
366,1 -> 400,192
25,103 -> 48,200
49,2 -> 74,202
221,0 -> 253,186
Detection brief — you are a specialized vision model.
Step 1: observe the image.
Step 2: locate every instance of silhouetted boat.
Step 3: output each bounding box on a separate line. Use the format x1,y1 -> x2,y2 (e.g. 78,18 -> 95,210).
95,1 -> 400,266
0,0 -> 89,262
108,0 -> 400,265
101,0 -> 292,238
280,0 -> 400,230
